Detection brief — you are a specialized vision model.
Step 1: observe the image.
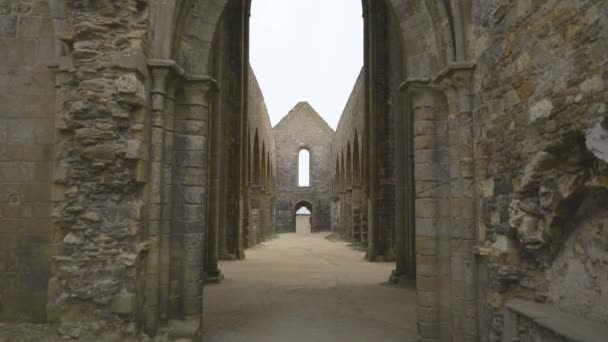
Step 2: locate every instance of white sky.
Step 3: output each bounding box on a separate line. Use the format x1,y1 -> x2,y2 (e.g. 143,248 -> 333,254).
250,0 -> 364,130
298,149 -> 310,186
297,207 -> 311,215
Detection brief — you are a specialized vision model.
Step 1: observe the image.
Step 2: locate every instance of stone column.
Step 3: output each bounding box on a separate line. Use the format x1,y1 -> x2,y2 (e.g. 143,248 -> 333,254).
402,79 -> 449,342
161,74 -> 179,323
436,63 -> 477,342
365,0 -> 395,262
173,75 -> 218,336
205,64 -> 223,283
147,59 -> 185,333
46,59 -> 72,323
143,59 -> 181,335
248,184 -> 261,246
391,83 -> 416,284
345,186 -> 354,239
352,184 -> 363,242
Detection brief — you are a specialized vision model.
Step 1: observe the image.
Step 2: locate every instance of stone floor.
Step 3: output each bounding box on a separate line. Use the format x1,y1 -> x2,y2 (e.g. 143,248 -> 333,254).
203,232 -> 417,342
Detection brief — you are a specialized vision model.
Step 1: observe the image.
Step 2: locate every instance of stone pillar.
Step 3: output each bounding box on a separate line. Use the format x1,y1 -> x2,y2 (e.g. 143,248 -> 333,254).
345,187 -> 354,239
339,190 -> 347,237
46,59 -> 72,323
403,80 -> 448,342
143,59 -> 182,335
161,74 -> 179,323
391,82 -> 416,284
248,184 -> 262,247
172,75 -> 217,336
331,195 -> 340,233
352,185 -> 363,242
47,43 -> 149,334
206,64 -> 224,283
365,0 -> 395,262
437,63 -> 477,342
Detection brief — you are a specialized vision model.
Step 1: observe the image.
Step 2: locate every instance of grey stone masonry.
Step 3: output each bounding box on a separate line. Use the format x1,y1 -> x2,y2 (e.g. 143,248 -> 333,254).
273,102 -> 334,232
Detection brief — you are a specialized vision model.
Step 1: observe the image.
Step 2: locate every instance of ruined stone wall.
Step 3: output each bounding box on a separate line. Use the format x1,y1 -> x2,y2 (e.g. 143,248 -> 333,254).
471,0 -> 608,340
246,66 -> 275,246
331,70 -> 365,241
274,102 -> 334,232
0,0 -> 57,321
207,2 -> 247,267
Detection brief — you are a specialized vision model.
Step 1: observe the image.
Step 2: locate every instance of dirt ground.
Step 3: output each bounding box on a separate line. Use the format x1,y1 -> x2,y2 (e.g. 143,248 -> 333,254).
203,232 -> 418,342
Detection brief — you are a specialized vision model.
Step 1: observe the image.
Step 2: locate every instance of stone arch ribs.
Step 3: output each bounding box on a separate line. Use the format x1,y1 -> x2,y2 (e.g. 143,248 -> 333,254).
41,0 -> 475,339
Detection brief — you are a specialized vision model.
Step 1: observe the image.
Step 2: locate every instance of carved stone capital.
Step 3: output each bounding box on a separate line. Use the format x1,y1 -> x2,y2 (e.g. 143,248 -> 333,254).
434,62 -> 476,90
179,74 -> 220,106
399,77 -> 439,108
148,59 -> 185,111
434,62 -> 476,114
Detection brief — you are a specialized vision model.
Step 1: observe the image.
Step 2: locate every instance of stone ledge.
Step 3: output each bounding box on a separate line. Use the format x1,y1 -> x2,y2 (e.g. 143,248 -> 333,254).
505,299 -> 608,342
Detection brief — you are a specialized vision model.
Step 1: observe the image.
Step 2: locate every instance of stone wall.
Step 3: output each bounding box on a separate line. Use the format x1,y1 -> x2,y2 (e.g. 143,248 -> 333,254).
246,66 -> 275,246
0,0 -> 56,321
471,0 -> 608,340
0,1 -> 607,341
331,70 -> 365,242
273,102 -> 334,232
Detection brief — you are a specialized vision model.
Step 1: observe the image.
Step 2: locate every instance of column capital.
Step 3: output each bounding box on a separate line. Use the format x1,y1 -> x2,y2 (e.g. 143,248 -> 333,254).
434,62 -> 476,114
178,74 -> 219,106
183,74 -> 220,92
148,59 -> 185,111
433,61 -> 476,91
400,77 -> 439,108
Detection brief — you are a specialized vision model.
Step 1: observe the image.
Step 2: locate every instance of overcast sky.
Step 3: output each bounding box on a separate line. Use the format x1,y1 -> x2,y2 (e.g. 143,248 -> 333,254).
250,0 -> 364,130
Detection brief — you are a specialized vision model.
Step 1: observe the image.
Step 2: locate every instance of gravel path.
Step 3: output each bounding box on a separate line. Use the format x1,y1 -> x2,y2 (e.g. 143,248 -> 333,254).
203,232 -> 417,342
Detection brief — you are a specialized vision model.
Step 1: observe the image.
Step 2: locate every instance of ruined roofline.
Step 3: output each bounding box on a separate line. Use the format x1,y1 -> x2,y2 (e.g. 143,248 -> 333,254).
249,64 -> 274,137
335,66 -> 364,135
273,101 -> 335,134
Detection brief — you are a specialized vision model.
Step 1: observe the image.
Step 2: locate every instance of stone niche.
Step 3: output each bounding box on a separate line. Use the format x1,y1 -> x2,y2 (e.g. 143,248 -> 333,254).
505,122 -> 608,324
546,187 -> 608,324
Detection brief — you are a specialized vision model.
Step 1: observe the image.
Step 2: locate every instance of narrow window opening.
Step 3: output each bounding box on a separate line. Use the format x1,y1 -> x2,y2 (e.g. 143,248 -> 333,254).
298,149 -> 310,187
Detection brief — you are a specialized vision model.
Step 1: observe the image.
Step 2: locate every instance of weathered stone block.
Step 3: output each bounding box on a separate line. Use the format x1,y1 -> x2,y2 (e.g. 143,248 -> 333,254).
0,15 -> 17,38
176,168 -> 206,186
7,118 -> 34,144
175,119 -> 207,135
18,17 -> 53,38
175,151 -> 206,167
175,134 -> 206,152
111,292 -> 136,315
178,186 -> 205,204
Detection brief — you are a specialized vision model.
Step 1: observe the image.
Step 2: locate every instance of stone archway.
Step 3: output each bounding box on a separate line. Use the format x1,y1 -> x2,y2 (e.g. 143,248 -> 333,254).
38,0 -> 474,340
294,201 -> 313,234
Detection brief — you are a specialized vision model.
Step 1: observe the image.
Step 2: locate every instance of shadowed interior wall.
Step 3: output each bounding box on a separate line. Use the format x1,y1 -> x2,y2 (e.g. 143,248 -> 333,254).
0,2 -> 56,321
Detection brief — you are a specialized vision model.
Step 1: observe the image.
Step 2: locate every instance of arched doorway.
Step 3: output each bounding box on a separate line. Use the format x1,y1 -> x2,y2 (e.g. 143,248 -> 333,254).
294,201 -> 313,234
